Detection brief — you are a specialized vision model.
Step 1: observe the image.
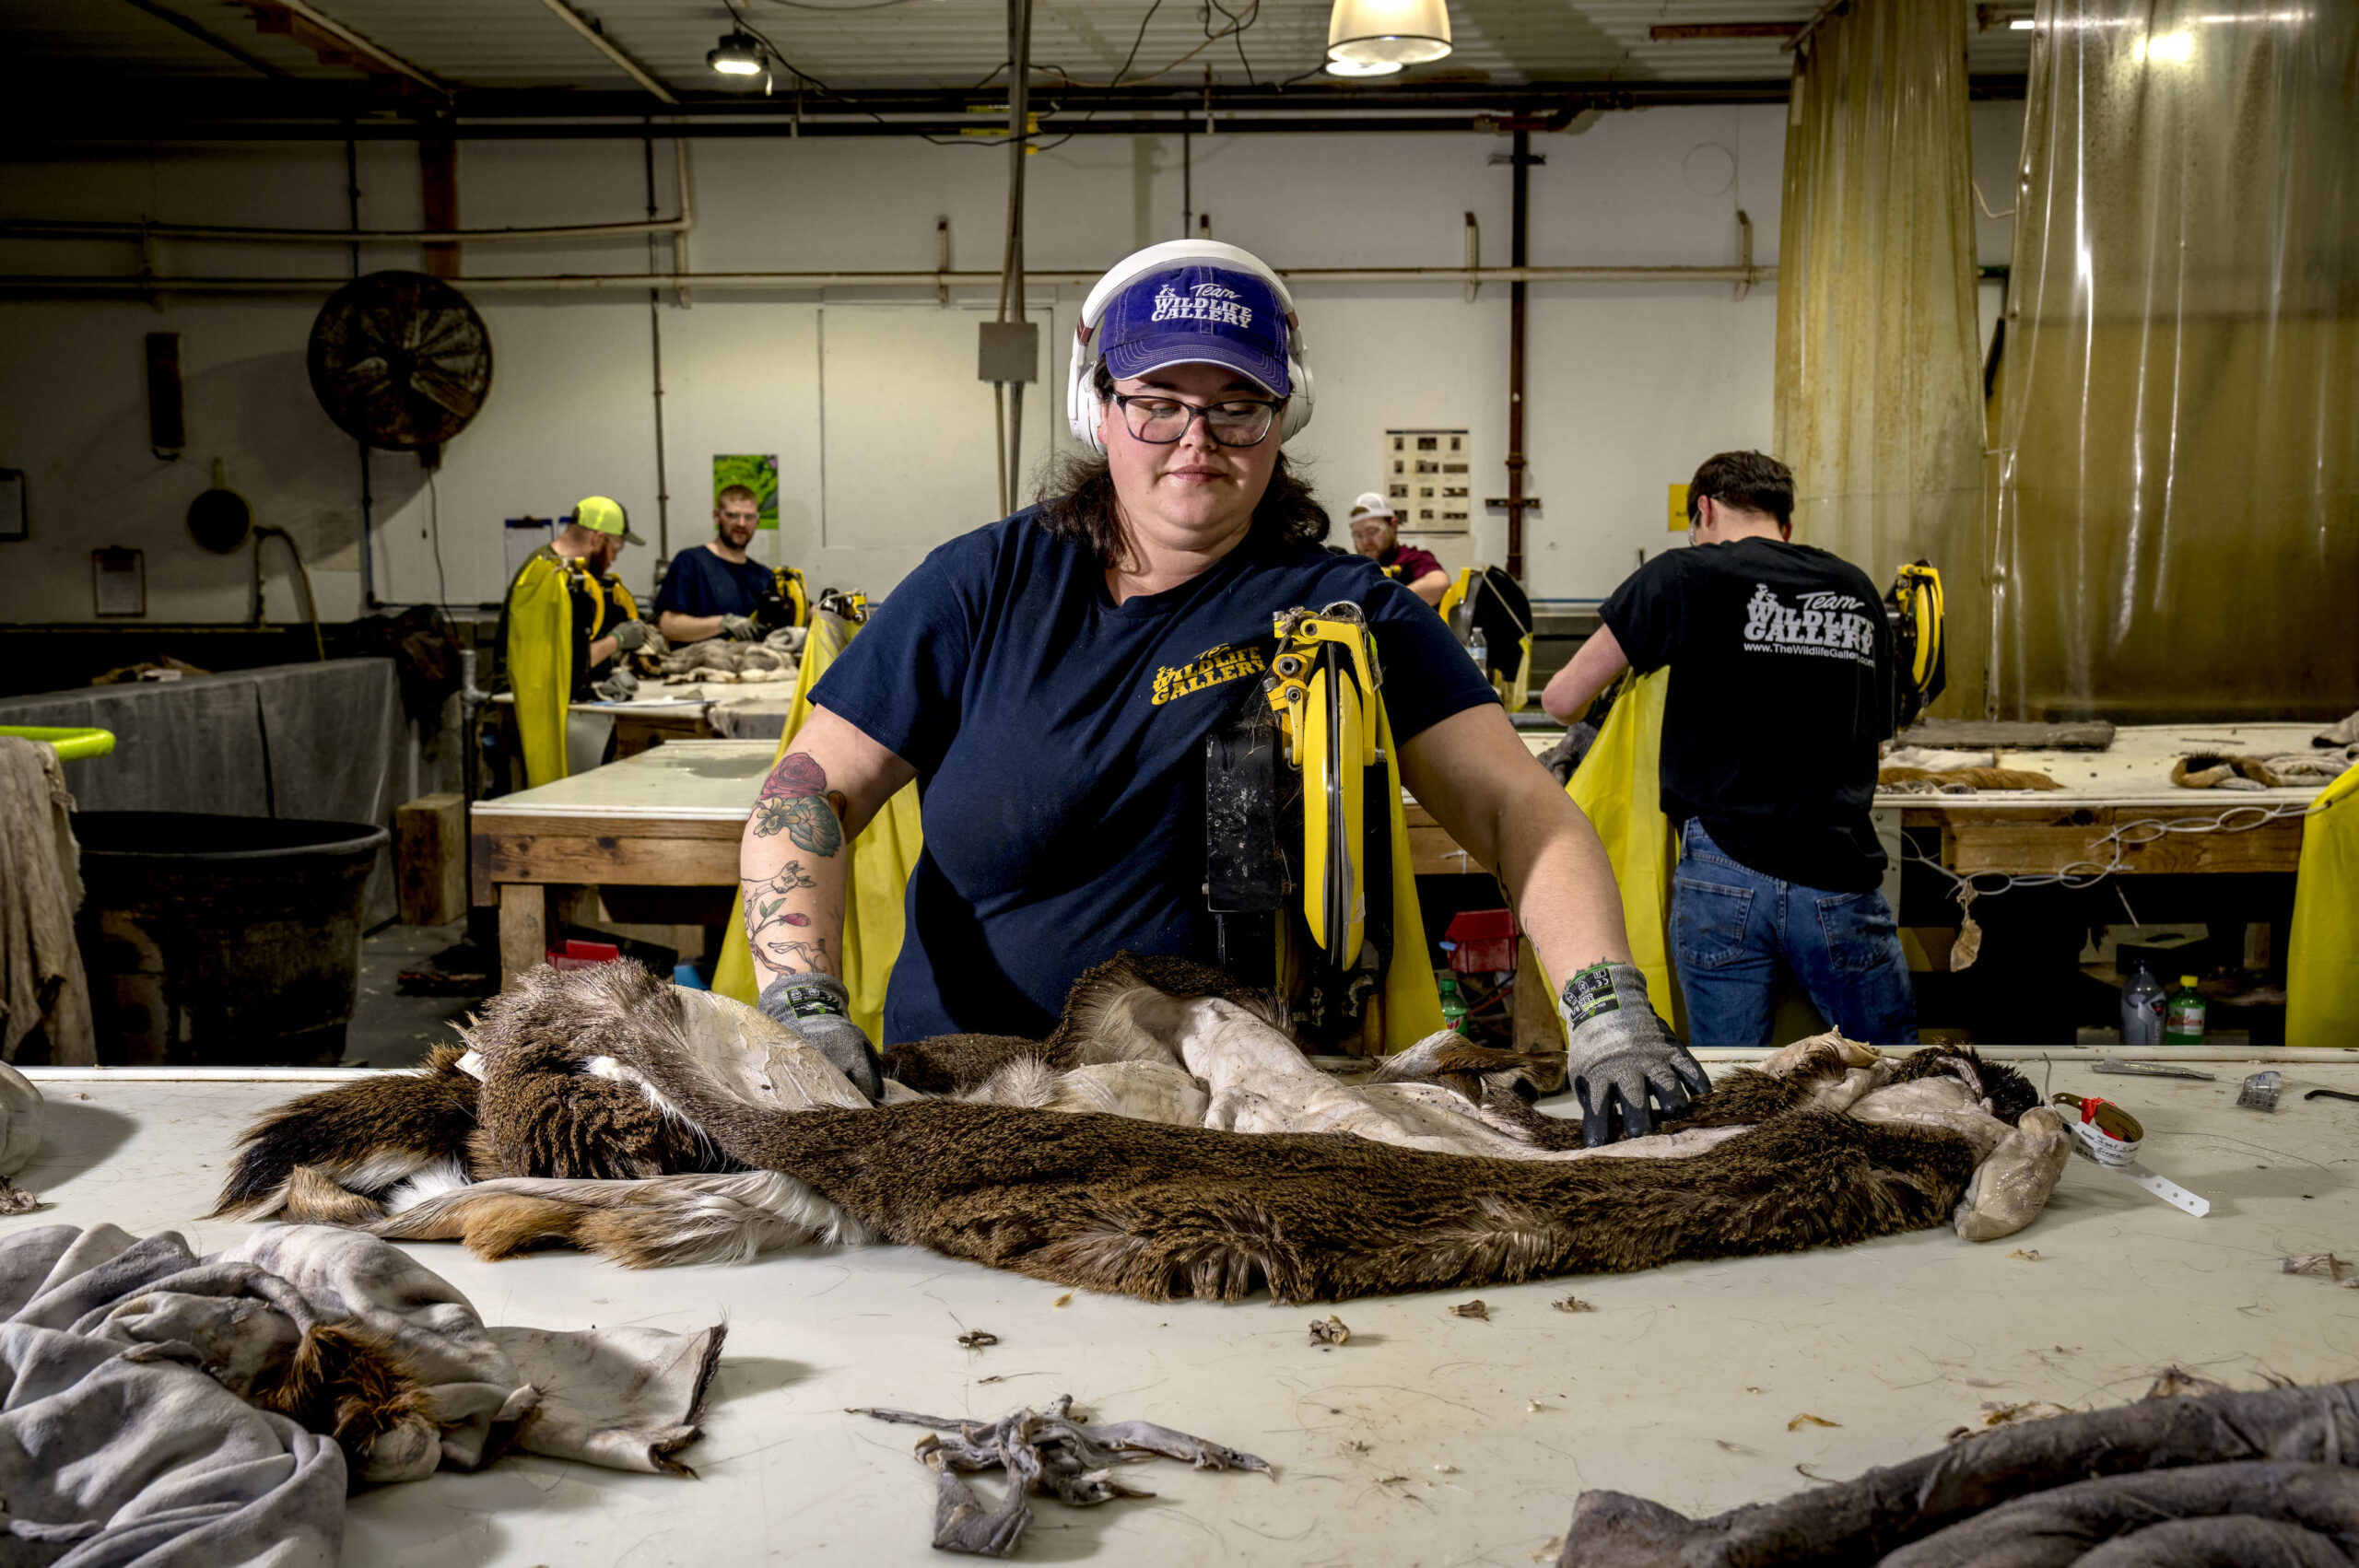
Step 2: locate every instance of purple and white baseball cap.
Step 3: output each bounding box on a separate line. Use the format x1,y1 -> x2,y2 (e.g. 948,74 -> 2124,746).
1097,264 -> 1291,397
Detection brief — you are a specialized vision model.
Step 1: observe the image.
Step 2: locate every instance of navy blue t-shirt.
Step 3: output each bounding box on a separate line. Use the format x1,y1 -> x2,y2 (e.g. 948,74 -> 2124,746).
815,509 -> 1498,1043
655,544 -> 774,620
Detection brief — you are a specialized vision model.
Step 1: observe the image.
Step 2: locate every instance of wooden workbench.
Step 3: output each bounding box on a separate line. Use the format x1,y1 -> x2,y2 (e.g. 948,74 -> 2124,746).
1883,722 -> 2326,878
19,1049 -> 2359,1567
473,740 -> 776,983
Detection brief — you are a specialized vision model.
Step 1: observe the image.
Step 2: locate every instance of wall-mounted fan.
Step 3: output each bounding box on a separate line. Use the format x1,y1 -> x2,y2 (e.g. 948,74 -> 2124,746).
307,270 -> 492,457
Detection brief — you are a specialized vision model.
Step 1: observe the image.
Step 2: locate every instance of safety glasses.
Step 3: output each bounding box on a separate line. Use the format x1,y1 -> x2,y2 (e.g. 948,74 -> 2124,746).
1113,392 -> 1285,448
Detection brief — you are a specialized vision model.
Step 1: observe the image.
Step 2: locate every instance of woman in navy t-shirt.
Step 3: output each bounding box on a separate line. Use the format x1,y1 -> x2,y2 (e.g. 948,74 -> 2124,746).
737,241 -> 1708,1147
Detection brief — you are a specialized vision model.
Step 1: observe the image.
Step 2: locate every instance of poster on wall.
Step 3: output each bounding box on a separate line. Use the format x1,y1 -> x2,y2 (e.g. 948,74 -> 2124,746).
713,454 -> 779,529
1381,429 -> 1471,533
714,453 -> 780,567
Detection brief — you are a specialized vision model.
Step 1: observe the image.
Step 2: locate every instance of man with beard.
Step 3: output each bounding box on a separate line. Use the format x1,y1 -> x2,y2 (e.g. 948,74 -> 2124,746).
1346,494 -> 1449,607
655,483 -> 781,644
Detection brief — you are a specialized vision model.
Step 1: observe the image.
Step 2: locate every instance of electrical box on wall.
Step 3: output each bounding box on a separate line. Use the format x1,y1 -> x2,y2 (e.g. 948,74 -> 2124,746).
1383,428 -> 1471,533
977,322 -> 1039,384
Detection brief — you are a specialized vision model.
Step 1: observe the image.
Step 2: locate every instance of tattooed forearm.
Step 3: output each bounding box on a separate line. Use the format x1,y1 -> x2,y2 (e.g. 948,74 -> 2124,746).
743,864 -> 837,977
751,751 -> 848,856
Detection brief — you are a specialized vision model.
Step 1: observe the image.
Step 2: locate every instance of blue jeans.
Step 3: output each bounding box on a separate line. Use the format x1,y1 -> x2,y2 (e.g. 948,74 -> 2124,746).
1670,818 -> 1919,1048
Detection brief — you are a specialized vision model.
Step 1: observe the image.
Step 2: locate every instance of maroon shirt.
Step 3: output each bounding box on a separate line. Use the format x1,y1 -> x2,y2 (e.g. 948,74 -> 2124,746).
1380,543 -> 1444,588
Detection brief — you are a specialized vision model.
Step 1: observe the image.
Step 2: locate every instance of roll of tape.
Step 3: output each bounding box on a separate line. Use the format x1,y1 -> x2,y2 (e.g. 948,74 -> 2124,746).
2055,1094 -> 2143,1169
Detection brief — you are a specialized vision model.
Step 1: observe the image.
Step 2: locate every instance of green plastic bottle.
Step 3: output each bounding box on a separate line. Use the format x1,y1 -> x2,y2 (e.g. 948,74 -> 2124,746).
2163,975 -> 2207,1046
1438,975 -> 1469,1035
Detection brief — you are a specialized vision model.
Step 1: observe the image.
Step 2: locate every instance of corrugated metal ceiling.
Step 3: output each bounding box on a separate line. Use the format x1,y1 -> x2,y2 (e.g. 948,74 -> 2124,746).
6,0 -> 2034,93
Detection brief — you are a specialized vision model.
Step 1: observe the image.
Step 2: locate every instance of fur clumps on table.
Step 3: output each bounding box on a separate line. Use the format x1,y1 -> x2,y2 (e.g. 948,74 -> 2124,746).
854,1393 -> 1272,1558
1555,1377 -> 2359,1567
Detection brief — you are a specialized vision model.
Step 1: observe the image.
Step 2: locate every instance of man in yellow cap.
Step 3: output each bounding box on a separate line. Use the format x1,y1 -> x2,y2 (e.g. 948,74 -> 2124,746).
499,497 -> 651,786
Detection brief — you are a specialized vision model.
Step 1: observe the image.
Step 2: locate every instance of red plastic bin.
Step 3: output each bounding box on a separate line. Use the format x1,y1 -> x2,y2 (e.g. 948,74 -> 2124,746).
1442,908 -> 1519,974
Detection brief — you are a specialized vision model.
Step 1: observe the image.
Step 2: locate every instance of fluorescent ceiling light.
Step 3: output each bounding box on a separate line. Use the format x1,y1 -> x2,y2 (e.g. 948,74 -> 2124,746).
709,30 -> 764,76
1324,55 -> 1405,76
2010,17 -> 2035,28
2137,29 -> 2196,62
1326,0 -> 1451,66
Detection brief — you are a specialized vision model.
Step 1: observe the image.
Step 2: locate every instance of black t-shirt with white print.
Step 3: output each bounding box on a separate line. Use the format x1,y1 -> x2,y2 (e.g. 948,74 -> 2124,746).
1601,535 -> 1893,893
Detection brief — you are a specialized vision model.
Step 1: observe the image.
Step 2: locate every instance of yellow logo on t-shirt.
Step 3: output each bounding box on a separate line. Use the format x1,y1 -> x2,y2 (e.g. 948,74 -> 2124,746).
1151,642 -> 1267,707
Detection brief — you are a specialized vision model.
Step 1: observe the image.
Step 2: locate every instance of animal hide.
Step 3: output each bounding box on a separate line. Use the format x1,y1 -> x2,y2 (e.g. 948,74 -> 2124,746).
1557,1378 -> 2359,1567
217,956 -> 2066,1304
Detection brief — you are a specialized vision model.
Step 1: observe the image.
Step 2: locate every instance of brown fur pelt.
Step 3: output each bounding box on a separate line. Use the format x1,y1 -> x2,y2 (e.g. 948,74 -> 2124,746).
217,959 -> 2023,1303
464,963 -> 736,1181
250,1320 -> 445,1480
614,1039 -> 1984,1304
213,1043 -> 484,1219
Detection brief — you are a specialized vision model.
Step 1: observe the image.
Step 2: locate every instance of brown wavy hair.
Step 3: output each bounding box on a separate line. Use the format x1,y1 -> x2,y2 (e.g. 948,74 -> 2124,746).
1036,364 -> 1330,568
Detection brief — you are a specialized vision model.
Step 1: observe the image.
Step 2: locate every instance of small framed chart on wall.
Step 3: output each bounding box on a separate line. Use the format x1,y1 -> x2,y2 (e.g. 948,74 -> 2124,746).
92,547 -> 146,617
1381,429 -> 1471,533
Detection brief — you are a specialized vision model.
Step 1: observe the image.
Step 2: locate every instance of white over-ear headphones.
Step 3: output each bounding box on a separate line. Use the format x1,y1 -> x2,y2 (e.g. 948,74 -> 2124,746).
1066,240 -> 1315,454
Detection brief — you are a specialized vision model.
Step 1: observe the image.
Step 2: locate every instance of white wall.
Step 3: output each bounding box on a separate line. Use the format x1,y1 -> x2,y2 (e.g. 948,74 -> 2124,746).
0,102 -> 2023,623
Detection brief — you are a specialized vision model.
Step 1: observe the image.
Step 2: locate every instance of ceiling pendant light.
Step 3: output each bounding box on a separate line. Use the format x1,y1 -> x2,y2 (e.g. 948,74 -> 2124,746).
708,29 -> 765,76
1323,55 -> 1404,76
1325,0 -> 1451,68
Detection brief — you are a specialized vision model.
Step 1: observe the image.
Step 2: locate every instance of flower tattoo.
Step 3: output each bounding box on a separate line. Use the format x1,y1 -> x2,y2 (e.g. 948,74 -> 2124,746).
753,752 -> 843,856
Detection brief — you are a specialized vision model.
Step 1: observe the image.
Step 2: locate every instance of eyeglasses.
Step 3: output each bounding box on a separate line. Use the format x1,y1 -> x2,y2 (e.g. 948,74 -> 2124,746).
1112,392 -> 1284,448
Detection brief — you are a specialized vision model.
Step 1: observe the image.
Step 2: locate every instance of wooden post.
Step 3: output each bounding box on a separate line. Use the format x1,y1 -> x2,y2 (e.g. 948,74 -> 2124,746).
394,792 -> 466,925
498,883 -> 556,988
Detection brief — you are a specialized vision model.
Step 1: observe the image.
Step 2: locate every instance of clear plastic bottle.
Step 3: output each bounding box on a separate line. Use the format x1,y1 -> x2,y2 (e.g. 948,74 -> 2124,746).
2120,964 -> 2165,1047
1467,626 -> 1488,673
1438,975 -> 1469,1035
2163,975 -> 2207,1046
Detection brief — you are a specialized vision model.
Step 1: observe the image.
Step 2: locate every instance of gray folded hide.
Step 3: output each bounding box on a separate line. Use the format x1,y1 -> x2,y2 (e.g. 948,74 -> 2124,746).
0,1223 -> 723,1563
1556,1378 -> 2359,1567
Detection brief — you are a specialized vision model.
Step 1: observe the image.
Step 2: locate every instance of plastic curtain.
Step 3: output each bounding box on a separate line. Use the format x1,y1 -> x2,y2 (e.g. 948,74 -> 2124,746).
711,613 -> 924,1045
1991,1 -> 2359,720
1775,0 -> 1989,719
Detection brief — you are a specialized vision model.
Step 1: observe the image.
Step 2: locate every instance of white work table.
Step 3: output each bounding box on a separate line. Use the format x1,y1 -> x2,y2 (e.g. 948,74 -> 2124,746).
17,1054 -> 2359,1566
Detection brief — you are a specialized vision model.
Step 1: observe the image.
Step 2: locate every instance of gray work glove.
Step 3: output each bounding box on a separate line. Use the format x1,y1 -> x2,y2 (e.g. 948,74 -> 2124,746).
608,618 -> 651,654
757,972 -> 884,1102
721,613 -> 761,641
1555,962 -> 1709,1146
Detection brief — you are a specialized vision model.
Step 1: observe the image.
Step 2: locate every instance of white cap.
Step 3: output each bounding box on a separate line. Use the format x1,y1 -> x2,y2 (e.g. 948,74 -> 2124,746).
1349,492 -> 1395,521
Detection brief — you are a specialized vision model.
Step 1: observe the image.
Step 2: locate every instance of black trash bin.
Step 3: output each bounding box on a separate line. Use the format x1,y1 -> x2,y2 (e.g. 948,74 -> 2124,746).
76,812 -> 388,1066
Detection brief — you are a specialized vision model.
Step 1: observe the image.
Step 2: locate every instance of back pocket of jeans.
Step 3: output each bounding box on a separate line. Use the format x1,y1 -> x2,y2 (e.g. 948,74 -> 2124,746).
1816,890 -> 1900,974
1673,878 -> 1754,970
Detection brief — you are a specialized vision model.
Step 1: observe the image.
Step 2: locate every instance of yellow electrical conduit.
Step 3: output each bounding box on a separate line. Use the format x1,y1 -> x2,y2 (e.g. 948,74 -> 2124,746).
0,726 -> 115,762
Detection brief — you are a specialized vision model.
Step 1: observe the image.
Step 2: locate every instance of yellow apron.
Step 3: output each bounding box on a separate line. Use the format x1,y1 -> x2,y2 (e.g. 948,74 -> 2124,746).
1567,670 -> 1679,1014
712,613 -> 924,1045
2288,766 -> 2359,1048
505,552 -> 576,789
505,557 -> 643,789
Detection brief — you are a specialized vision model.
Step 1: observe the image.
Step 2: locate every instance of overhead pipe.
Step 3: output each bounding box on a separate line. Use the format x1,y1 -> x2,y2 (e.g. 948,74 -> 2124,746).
0,264 -> 1776,297
0,214 -> 692,245
1504,128 -> 1535,579
261,0 -> 448,94
9,114 -> 1765,145
536,0 -> 679,104
994,0 -> 1034,515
